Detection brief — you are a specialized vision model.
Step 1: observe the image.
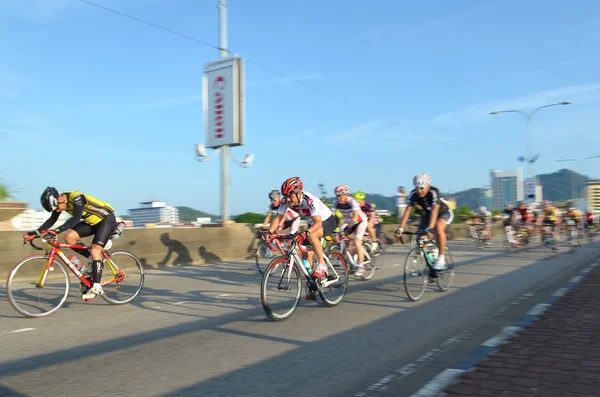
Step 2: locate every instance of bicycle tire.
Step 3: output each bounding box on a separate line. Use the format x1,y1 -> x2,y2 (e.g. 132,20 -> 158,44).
7,255 -> 70,318
261,256 -> 302,321
101,250 -> 145,305
436,247 -> 455,292
404,249 -> 428,302
319,251 -> 348,307
255,241 -> 275,274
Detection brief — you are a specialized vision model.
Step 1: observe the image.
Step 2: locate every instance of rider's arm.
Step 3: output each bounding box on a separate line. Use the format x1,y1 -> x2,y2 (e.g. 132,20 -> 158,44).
268,213 -> 284,233
54,201 -> 84,234
399,205 -> 414,229
262,212 -> 272,228
36,211 -> 60,233
307,215 -> 323,235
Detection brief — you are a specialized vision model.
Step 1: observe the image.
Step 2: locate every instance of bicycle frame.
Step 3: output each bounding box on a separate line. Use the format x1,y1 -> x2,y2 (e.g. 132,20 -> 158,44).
31,238 -> 125,289
336,233 -> 373,268
405,231 -> 437,266
266,235 -> 343,290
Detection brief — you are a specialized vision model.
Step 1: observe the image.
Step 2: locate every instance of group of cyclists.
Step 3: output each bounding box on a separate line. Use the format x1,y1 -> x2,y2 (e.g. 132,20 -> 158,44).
35,173 -> 596,304
498,200 -> 596,249
258,173 -> 454,293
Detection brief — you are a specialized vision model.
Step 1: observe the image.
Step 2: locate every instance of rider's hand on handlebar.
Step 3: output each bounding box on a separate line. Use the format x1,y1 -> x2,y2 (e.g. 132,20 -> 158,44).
343,225 -> 353,235
260,230 -> 273,241
41,230 -> 58,240
395,226 -> 404,238
23,230 -> 39,241
424,227 -> 435,239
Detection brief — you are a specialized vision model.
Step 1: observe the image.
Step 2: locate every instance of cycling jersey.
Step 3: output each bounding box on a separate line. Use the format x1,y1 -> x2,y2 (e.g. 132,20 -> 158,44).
502,208 -> 517,225
64,191 -> 114,226
278,191 -> 332,224
542,206 -> 558,222
267,202 -> 299,221
332,197 -> 368,223
406,187 -> 450,215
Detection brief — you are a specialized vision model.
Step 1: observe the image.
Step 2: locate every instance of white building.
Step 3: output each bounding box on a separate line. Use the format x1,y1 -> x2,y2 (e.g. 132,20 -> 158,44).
127,200 -> 180,227
524,177 -> 543,206
11,209 -> 72,231
491,169 -> 524,210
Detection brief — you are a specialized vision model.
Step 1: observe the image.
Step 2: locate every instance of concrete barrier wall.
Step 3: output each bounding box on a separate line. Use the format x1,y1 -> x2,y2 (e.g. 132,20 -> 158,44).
0,222 -> 505,278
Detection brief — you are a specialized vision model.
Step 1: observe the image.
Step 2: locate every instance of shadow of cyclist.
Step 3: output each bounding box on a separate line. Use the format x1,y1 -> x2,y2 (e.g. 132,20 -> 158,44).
157,232 -> 192,267
199,246 -> 222,264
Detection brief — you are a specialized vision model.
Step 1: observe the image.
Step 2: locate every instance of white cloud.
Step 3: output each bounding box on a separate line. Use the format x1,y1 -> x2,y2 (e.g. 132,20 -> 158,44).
434,82 -> 600,125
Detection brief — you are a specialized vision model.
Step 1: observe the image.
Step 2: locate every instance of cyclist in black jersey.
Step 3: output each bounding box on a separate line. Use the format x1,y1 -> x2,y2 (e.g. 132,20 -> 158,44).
23,187 -> 117,300
395,173 -> 454,270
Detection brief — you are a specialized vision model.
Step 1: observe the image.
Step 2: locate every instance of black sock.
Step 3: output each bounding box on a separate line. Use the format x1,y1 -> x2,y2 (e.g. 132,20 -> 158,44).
92,260 -> 103,284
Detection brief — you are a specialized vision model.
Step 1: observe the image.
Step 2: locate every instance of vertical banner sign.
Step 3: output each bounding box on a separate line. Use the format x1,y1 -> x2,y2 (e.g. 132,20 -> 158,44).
203,56 -> 245,149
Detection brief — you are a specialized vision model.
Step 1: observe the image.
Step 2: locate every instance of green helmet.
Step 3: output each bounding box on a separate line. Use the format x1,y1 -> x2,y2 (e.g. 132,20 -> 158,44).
353,190 -> 366,201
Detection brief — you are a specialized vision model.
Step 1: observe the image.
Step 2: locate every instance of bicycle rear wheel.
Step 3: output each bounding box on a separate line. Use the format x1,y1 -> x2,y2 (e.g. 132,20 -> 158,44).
319,251 -> 348,306
436,247 -> 455,292
101,250 -> 144,305
261,256 -> 302,321
7,256 -> 70,318
404,249 -> 428,302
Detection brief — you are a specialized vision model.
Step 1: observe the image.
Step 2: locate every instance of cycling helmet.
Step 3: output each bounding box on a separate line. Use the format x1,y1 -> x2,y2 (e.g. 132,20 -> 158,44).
281,177 -> 303,196
334,185 -> 349,196
41,186 -> 60,212
543,200 -> 551,206
479,206 -> 487,212
413,173 -> 431,189
268,190 -> 280,200
353,191 -> 366,201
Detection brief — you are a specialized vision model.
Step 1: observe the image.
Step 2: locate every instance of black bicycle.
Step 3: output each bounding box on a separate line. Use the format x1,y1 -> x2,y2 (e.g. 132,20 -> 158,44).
402,231 -> 455,302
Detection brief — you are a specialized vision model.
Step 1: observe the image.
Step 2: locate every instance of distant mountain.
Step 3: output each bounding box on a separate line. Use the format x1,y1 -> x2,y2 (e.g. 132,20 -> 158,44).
177,206 -> 216,221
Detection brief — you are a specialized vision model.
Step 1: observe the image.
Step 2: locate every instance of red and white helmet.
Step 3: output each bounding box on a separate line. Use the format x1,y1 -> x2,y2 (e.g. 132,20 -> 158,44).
334,185 -> 349,196
413,173 -> 431,189
281,177 -> 304,196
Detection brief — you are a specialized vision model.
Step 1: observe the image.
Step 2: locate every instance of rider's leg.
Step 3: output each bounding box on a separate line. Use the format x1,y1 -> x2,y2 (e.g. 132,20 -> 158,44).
64,223 -> 91,258
82,215 -> 116,299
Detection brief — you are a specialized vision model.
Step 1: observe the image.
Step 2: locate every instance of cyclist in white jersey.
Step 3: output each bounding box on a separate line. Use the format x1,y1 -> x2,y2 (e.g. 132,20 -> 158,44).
263,177 -> 336,279
262,190 -> 300,233
332,185 -> 369,277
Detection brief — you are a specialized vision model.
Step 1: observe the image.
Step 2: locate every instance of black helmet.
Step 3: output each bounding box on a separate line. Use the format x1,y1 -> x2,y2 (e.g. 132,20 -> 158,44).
41,187 -> 59,212
268,190 -> 281,200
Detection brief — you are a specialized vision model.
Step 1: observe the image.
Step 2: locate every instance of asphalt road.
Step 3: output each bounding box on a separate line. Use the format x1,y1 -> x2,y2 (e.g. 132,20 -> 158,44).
1,238 -> 599,397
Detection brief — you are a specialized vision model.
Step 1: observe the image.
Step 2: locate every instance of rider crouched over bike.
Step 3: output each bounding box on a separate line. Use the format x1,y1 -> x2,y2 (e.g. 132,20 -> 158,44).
395,173 -> 454,271
262,177 -> 336,285
23,187 -> 116,301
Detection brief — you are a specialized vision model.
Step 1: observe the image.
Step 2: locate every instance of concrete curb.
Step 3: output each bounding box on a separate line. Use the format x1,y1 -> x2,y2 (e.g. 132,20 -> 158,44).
409,261 -> 600,397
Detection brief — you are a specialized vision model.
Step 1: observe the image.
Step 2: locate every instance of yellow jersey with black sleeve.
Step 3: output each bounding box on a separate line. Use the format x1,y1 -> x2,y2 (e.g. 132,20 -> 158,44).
65,191 -> 115,226
543,206 -> 558,222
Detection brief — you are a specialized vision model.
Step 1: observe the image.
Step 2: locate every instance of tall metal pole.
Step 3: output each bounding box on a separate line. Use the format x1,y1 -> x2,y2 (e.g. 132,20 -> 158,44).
218,0 -> 230,222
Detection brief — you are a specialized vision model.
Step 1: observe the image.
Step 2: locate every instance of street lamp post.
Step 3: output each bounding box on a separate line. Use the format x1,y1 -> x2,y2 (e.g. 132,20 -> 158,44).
195,0 -> 253,223
489,101 -> 571,179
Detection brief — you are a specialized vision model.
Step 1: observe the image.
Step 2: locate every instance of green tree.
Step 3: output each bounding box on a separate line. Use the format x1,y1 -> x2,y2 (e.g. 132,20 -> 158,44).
492,209 -> 502,216
235,212 -> 265,224
0,180 -> 10,201
454,205 -> 472,224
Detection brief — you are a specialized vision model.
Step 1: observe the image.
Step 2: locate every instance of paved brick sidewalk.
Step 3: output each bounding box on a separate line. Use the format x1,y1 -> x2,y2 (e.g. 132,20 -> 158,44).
440,264 -> 600,397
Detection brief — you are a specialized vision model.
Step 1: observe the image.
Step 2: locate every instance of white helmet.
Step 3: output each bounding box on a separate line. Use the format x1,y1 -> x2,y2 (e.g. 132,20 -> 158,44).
413,173 -> 431,189
479,206 -> 487,212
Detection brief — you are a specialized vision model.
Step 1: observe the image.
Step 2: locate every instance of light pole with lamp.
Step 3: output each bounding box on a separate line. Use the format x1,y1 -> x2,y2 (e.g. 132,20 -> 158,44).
195,0 -> 253,223
489,101 -> 571,179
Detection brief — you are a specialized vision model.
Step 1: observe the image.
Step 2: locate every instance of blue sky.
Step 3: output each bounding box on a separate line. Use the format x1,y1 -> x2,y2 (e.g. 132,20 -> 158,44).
2,0 -> 600,216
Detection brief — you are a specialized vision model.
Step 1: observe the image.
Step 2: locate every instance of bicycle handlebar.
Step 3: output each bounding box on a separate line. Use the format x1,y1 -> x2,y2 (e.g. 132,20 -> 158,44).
265,234 -> 308,253
25,238 -> 44,251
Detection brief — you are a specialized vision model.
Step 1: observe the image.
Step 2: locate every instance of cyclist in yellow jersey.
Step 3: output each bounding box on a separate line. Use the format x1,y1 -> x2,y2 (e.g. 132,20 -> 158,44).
24,187 -> 117,300
536,200 -> 559,249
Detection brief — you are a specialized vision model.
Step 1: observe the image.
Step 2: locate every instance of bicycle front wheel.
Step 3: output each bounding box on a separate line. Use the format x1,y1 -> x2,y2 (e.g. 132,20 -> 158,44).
404,249 -> 428,302
436,247 -> 455,292
255,241 -> 276,274
101,250 -> 144,305
7,255 -> 70,318
261,256 -> 302,321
